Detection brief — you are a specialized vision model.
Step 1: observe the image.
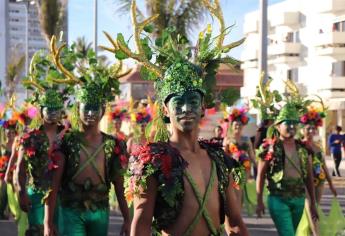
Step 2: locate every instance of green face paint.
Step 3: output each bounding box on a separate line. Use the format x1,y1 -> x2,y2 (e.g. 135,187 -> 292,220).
42,107 -> 62,124
167,91 -> 203,132
79,103 -> 103,126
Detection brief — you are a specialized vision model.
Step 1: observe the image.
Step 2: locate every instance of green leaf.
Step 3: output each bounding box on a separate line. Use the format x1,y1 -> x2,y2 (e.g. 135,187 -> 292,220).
143,24 -> 154,33
140,37 -> 153,60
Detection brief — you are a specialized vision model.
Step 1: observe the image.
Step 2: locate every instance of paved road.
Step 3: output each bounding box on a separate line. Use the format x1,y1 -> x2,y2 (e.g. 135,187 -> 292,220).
1,157 -> 344,236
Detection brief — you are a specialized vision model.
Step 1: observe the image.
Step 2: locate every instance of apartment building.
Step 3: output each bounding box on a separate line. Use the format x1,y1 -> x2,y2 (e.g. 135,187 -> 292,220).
0,0 -> 68,103
241,0 -> 345,139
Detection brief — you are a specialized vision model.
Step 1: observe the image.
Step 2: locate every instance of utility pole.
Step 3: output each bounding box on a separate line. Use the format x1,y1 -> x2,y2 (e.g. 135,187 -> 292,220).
94,0 -> 98,56
259,0 -> 268,84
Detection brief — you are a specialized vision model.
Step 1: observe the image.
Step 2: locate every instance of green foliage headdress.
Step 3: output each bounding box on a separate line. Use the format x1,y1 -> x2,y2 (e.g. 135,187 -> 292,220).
49,36 -> 131,107
22,50 -> 67,110
102,0 -> 244,141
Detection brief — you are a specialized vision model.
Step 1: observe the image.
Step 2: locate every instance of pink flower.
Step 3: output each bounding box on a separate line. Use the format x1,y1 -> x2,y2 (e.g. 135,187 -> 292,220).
300,115 -> 308,124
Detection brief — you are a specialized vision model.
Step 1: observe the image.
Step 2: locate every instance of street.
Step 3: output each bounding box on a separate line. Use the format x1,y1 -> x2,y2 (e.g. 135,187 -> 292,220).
0,158 -> 344,236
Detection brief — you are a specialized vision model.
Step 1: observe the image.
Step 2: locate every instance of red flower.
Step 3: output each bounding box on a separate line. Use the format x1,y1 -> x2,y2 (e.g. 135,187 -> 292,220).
265,151 -> 273,161
140,152 -> 152,164
160,155 -> 172,178
120,155 -> 128,169
241,115 -> 249,125
114,145 -> 121,155
300,115 -> 308,124
48,162 -> 58,170
26,147 -> 36,157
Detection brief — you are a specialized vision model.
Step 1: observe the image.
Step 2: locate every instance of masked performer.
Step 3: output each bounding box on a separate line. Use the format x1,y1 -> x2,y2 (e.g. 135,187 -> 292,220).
256,102 -> 318,236
103,1 -> 248,235
44,37 -> 130,236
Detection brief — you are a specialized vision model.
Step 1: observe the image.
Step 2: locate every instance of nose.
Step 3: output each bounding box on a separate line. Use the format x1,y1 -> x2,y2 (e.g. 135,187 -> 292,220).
181,102 -> 192,113
87,110 -> 93,116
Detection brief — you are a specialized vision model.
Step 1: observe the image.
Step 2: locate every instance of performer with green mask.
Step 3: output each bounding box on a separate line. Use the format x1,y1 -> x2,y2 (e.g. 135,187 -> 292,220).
15,50 -> 68,235
256,102 -> 318,236
44,36 -> 130,236
103,1 -> 248,235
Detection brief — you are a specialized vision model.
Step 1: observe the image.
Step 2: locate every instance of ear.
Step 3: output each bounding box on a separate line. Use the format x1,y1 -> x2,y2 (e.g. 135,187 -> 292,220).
163,103 -> 170,118
201,104 -> 205,118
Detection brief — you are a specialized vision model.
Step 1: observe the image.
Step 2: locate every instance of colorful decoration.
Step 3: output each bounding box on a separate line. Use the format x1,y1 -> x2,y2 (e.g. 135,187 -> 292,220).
226,107 -> 249,125
108,108 -> 128,121
300,106 -> 326,127
0,154 -> 10,179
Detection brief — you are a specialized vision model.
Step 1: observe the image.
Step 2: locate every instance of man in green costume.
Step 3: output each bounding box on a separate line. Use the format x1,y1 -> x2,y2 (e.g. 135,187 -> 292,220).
15,50 -> 67,235
256,103 -> 318,236
44,37 -> 130,236
103,1 -> 248,235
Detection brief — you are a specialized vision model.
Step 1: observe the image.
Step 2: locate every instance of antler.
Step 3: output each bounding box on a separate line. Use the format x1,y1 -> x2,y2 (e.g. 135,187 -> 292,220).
202,0 -> 245,51
109,60 -> 132,79
102,0 -> 163,78
22,51 -> 45,92
50,35 -> 80,85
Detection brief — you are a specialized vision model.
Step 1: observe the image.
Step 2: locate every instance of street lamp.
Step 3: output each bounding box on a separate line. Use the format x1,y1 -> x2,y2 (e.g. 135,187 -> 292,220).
16,0 -> 35,99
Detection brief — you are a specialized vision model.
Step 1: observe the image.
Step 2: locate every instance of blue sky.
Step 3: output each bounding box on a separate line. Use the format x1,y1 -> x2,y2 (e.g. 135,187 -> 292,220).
68,0 -> 284,61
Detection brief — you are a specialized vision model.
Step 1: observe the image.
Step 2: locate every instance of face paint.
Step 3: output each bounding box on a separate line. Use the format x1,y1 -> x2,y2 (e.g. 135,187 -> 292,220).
42,107 -> 62,124
278,120 -> 298,138
167,91 -> 203,132
303,124 -> 317,138
79,103 -> 103,126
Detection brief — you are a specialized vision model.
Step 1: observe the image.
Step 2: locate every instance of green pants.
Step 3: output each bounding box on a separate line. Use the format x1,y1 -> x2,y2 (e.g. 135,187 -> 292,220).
268,195 -> 305,236
7,184 -> 28,236
0,180 -> 8,219
61,207 -> 109,236
27,187 -> 62,235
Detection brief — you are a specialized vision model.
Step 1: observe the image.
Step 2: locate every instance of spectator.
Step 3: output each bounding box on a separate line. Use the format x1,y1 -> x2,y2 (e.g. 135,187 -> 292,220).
328,126 -> 343,176
210,125 -> 224,148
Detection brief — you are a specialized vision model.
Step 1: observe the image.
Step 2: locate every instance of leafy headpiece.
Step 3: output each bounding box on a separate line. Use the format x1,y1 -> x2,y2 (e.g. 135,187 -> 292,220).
49,36 -> 130,107
275,103 -> 299,125
102,0 -> 243,141
22,50 -> 66,110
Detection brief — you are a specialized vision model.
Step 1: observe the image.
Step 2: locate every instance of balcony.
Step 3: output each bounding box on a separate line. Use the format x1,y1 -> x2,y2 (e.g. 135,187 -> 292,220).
315,32 -> 345,59
269,12 -> 300,28
318,76 -> 345,98
314,0 -> 345,14
240,48 -> 258,69
268,42 -> 301,65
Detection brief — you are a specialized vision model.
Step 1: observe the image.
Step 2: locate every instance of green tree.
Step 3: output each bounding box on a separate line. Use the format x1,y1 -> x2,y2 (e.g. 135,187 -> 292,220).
219,87 -> 240,106
115,0 -> 207,40
5,49 -> 25,100
36,0 -> 66,45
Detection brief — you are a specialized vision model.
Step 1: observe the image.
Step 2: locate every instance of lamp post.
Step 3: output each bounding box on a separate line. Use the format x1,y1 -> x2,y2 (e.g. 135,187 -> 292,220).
94,0 -> 98,56
259,0 -> 268,84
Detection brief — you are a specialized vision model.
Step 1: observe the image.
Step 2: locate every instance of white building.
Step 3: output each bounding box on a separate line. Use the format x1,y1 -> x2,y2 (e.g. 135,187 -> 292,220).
0,0 -> 68,104
241,0 -> 345,140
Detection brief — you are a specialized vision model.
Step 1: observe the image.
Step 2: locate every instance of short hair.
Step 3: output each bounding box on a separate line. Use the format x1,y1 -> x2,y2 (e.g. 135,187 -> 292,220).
215,125 -> 223,131
336,126 -> 342,132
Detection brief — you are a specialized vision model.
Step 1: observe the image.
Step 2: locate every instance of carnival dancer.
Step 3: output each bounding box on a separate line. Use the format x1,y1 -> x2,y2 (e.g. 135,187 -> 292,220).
223,107 -> 256,203
14,51 -> 68,235
0,118 -> 17,219
256,103 -> 318,236
126,108 -> 152,154
300,106 -> 337,235
210,125 -> 224,148
44,36 -> 130,236
103,1 -> 248,235
108,107 -> 128,141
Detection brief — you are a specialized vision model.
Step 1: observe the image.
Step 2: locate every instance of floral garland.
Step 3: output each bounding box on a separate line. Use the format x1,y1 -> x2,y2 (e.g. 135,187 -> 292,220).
0,153 -> 10,179
20,129 -> 57,200
108,108 -> 128,121
312,153 -> 326,186
300,107 -> 325,127
228,142 -> 250,189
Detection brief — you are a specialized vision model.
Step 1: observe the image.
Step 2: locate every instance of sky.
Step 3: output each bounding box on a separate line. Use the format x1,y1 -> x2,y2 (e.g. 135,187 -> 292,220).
68,0 -> 284,62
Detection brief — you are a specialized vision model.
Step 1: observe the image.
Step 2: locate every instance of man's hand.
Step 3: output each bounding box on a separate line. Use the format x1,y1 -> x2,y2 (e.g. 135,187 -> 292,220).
120,219 -> 131,236
18,191 -> 31,212
44,223 -> 57,236
256,200 -> 265,218
334,140 -> 340,144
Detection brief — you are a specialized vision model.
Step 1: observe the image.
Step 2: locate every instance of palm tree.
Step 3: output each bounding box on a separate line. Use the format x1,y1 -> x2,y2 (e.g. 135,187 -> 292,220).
5,49 -> 25,100
75,37 -> 93,58
115,0 -> 207,40
36,0 -> 67,45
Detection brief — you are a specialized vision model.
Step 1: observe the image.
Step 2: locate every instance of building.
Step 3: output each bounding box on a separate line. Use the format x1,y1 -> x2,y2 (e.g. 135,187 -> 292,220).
0,0 -> 68,104
240,0 -> 345,146
119,64 -> 243,101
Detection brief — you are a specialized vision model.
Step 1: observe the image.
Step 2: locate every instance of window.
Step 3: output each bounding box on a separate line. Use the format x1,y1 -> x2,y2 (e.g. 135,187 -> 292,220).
333,21 -> 345,32
288,68 -> 299,82
331,61 -> 345,77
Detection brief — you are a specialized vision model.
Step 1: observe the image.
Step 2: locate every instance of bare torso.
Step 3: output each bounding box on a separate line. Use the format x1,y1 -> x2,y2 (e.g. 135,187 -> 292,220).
162,147 -> 221,236
283,142 -> 301,178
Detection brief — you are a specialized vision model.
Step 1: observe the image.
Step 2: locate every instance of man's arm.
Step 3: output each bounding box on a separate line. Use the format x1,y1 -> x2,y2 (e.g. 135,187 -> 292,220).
14,146 -> 30,212
256,159 -> 268,218
4,137 -> 18,184
113,175 -> 131,236
131,176 -> 158,236
225,175 -> 249,236
44,151 -> 65,236
305,154 -> 318,221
